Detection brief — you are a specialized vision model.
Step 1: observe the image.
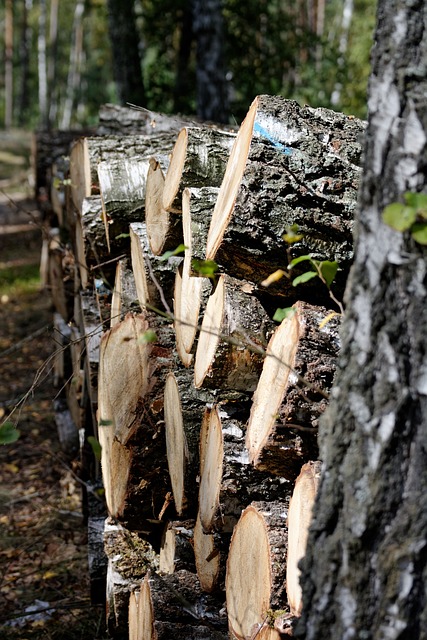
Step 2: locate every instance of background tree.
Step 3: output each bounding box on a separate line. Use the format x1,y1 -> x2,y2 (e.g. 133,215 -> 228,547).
193,0 -> 229,123
295,1 -> 427,637
4,0 -> 13,129
106,0 -> 145,106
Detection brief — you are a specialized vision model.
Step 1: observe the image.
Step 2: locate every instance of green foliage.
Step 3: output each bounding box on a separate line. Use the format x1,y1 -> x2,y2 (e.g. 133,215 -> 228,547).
273,307 -> 296,323
191,258 -> 219,278
288,255 -> 339,289
159,244 -> 187,261
87,435 -> 102,461
382,192 -> 427,245
0,422 -> 20,445
138,329 -> 157,344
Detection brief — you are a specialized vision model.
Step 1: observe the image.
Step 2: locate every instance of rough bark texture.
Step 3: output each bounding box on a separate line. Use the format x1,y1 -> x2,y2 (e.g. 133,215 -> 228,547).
295,3 -> 427,639
206,95 -> 365,300
97,103 -> 196,137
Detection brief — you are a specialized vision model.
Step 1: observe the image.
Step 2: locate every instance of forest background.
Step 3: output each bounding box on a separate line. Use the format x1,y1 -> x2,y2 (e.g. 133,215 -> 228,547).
1,0 -> 376,132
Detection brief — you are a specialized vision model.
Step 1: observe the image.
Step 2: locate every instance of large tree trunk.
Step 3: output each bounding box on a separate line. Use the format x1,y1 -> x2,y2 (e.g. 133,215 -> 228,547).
192,0 -> 229,123
296,2 -> 427,638
106,0 -> 145,106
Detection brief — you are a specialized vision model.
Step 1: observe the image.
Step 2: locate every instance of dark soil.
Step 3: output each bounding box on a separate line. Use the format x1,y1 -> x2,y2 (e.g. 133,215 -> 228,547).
0,132 -> 108,639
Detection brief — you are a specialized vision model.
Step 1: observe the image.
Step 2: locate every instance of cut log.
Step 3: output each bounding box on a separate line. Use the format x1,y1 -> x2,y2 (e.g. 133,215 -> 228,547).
164,371 -> 204,516
97,103 -> 195,136
194,274 -> 273,391
286,460 -> 321,617
74,196 -> 104,288
145,156 -> 184,255
48,229 -> 69,320
246,301 -> 340,479
130,221 -> 180,314
193,513 -> 227,594
128,571 -> 227,639
182,186 -> 219,274
206,95 -> 365,298
225,502 -> 289,640
199,404 -> 292,534
98,313 -> 176,528
174,261 -> 211,367
69,133 -> 176,214
97,156 -> 149,252
162,127 -> 236,213
104,518 -> 159,638
159,520 -> 196,574
110,259 -> 139,327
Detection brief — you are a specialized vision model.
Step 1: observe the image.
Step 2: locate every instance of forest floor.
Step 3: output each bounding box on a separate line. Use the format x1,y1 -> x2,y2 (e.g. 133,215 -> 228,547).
0,131 -> 108,639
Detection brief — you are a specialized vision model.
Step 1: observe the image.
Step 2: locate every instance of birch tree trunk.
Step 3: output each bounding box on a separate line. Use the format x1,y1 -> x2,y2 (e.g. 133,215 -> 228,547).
4,0 -> 13,129
296,2 -> 427,638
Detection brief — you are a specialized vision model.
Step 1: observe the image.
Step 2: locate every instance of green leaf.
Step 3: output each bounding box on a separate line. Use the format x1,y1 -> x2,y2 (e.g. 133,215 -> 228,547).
159,244 -> 187,261
99,418 -> 113,427
382,203 -> 416,231
292,271 -> 318,286
191,259 -> 219,278
138,329 -> 157,343
288,254 -> 313,269
411,222 -> 427,245
115,233 -> 130,240
273,307 -> 296,322
319,260 -> 338,287
87,436 -> 102,461
403,192 -> 427,210
0,422 -> 20,445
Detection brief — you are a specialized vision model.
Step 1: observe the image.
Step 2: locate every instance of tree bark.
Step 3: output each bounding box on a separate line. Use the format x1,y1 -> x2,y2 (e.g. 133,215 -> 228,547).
295,2 -> 427,638
206,95 -> 365,298
182,186 -> 219,273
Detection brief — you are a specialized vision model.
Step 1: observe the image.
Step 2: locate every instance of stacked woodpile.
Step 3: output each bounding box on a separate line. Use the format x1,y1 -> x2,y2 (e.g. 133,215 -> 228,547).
34,97 -> 366,639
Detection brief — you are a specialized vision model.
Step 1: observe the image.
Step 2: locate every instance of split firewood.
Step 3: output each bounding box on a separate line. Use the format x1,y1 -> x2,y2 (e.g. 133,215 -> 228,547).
74,196 -> 105,288
48,228 -> 69,320
110,258 -> 139,327
104,518 -> 159,638
162,127 -> 236,213
199,404 -> 292,534
129,221 -> 181,315
173,261 -> 211,367
164,370 -> 210,516
145,156 -> 185,255
193,513 -> 227,595
286,460 -> 321,617
128,572 -> 228,639
159,520 -> 196,574
182,186 -> 219,274
225,502 -> 289,640
194,274 -> 274,391
206,95 -> 365,298
246,301 -> 340,479
98,313 -> 176,529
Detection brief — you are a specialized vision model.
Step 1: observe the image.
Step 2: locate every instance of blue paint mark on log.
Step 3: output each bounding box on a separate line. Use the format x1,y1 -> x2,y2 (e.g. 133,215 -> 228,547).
253,122 -> 293,155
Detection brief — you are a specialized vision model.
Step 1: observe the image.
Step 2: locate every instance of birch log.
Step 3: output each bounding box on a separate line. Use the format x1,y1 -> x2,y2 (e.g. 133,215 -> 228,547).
206,95 -> 365,298
162,127 -> 235,213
